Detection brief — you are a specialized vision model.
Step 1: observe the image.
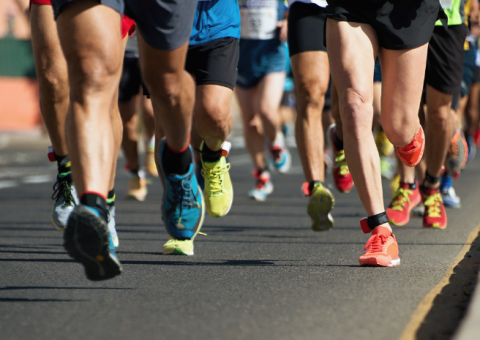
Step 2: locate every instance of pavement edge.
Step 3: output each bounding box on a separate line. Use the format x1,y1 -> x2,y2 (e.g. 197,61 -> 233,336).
397,222 -> 480,340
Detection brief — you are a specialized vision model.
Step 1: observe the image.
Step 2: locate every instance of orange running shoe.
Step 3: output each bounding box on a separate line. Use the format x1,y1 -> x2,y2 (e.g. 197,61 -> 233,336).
359,226 -> 400,267
422,187 -> 447,229
387,181 -> 421,226
395,126 -> 425,167
327,124 -> 354,193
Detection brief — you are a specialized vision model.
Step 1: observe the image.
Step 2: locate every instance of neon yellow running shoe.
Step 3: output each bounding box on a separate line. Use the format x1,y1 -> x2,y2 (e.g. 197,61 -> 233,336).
163,238 -> 194,255
200,141 -> 233,217
375,128 -> 394,157
390,174 -> 400,197
302,182 -> 335,232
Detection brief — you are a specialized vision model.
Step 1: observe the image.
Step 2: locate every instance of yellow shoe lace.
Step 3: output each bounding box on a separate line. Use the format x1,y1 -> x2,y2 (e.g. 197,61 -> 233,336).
334,151 -> 350,175
424,193 -> 443,218
201,163 -> 231,195
391,188 -> 412,211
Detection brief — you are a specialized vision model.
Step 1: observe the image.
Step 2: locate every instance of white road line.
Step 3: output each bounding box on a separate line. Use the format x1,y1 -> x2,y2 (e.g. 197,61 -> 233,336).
23,175 -> 54,184
0,180 -> 18,189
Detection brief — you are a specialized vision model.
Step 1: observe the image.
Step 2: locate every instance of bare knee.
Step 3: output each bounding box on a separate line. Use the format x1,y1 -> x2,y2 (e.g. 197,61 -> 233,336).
38,68 -> 69,104
340,90 -> 372,139
197,100 -> 231,137
143,71 -> 183,106
296,80 -> 327,119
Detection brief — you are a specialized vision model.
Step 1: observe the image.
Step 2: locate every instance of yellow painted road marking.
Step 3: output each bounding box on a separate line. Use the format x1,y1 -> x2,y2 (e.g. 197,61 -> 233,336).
398,223 -> 480,340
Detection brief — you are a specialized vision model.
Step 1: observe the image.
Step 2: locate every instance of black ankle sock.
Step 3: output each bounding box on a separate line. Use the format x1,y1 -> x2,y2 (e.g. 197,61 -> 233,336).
129,168 -> 139,177
201,142 -> 222,163
333,133 -> 344,151
107,189 -> 115,208
425,171 -> 441,185
162,143 -> 192,175
308,181 -> 321,193
401,182 -> 417,190
80,193 -> 108,222
55,153 -> 71,173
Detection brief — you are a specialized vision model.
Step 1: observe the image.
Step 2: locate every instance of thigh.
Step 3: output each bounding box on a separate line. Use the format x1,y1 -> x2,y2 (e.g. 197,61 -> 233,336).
379,44 -> 429,121
30,4 -> 67,82
326,19 -> 377,106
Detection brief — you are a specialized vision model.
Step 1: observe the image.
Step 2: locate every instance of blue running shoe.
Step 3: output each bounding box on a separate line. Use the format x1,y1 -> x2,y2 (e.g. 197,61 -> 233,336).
196,161 -> 205,191
440,174 -> 461,208
64,205 -> 122,281
269,133 -> 291,174
466,135 -> 476,163
159,140 -> 205,240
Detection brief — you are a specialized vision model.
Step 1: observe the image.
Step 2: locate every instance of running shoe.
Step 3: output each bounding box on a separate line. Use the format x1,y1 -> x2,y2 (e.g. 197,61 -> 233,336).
125,172 -> 147,201
158,140 -> 205,240
474,129 -> 480,147
395,126 -> 425,167
163,238 -> 194,256
359,226 -> 400,267
51,172 -> 77,231
302,182 -> 335,232
466,135 -> 476,163
195,161 -> 205,191
387,182 -> 421,226
446,129 -> 467,173
440,174 -> 461,208
422,187 -> 447,229
327,124 -> 354,193
64,205 -> 122,281
145,137 -> 158,177
107,205 -> 119,247
200,141 -> 233,217
269,132 -> 291,173
249,169 -> 273,201
375,128 -> 394,156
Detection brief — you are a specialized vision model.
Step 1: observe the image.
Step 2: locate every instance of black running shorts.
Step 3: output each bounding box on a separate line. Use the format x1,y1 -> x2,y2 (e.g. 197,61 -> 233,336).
186,37 -> 239,90
288,2 -> 327,56
426,24 -> 467,96
118,55 -> 141,103
325,0 -> 439,50
51,0 -> 196,51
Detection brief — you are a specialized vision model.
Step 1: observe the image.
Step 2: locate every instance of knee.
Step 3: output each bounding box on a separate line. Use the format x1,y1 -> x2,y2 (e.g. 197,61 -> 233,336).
69,56 -> 121,98
340,90 -> 372,137
428,109 -> 450,129
143,71 -> 183,106
383,123 -> 416,146
296,82 -> 326,118
38,68 -> 69,103
198,102 -> 231,135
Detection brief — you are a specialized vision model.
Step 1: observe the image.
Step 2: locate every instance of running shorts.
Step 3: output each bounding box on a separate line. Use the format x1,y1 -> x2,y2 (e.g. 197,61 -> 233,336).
51,0 -> 196,51
474,66 -> 480,84
425,24 -> 466,96
461,47 -> 476,97
185,37 -> 239,90
287,2 -> 327,56
374,57 -> 382,83
118,56 -> 142,103
325,0 -> 439,50
236,38 -> 286,89
30,0 -> 136,39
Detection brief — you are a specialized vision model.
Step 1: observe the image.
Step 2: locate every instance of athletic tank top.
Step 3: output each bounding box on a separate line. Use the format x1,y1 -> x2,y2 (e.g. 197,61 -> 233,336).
239,0 -> 284,40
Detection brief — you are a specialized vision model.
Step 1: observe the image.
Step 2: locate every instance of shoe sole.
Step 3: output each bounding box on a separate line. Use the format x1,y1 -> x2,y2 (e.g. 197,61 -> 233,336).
126,194 -> 146,202
163,248 -> 194,256
64,206 -> 122,281
396,128 -> 425,167
308,189 -> 335,232
360,257 -> 401,267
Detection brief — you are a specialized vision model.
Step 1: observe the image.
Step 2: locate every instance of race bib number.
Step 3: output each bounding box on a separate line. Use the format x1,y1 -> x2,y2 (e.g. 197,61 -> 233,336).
439,0 -> 452,10
240,7 -> 277,40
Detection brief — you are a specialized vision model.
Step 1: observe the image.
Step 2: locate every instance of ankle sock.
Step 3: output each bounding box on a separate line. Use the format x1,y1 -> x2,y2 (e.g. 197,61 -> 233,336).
129,167 -> 139,177
201,142 -> 222,163
80,192 -> 108,222
333,133 -> 344,151
400,181 -> 417,190
425,171 -> 441,186
162,141 -> 192,175
107,189 -> 115,209
308,181 -> 322,193
55,153 -> 73,183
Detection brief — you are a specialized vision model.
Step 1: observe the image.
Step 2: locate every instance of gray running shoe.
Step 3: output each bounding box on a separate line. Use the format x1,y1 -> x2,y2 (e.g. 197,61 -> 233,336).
51,173 -> 77,231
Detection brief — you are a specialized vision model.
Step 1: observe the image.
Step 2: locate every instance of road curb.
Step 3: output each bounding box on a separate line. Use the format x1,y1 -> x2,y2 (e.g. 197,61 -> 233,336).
453,270 -> 480,340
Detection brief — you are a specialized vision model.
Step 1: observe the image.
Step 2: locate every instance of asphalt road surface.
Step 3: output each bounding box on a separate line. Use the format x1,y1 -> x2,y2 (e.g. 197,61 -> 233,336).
1,145 -> 480,340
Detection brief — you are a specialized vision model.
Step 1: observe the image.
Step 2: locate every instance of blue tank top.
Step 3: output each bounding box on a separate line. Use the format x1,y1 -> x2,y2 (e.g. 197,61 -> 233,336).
190,0 -> 241,45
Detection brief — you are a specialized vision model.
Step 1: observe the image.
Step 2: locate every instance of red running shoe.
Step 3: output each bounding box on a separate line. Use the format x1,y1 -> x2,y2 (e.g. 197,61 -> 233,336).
422,187 -> 447,229
395,126 -> 425,167
359,226 -> 400,267
387,181 -> 421,226
327,124 -> 354,193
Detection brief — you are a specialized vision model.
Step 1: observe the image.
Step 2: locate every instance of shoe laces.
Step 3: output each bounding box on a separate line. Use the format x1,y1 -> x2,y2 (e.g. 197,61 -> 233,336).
170,176 -> 200,213
201,163 -> 231,194
52,172 -> 74,206
424,192 -> 443,218
334,150 -> 350,175
391,188 -> 412,211
364,234 -> 389,253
